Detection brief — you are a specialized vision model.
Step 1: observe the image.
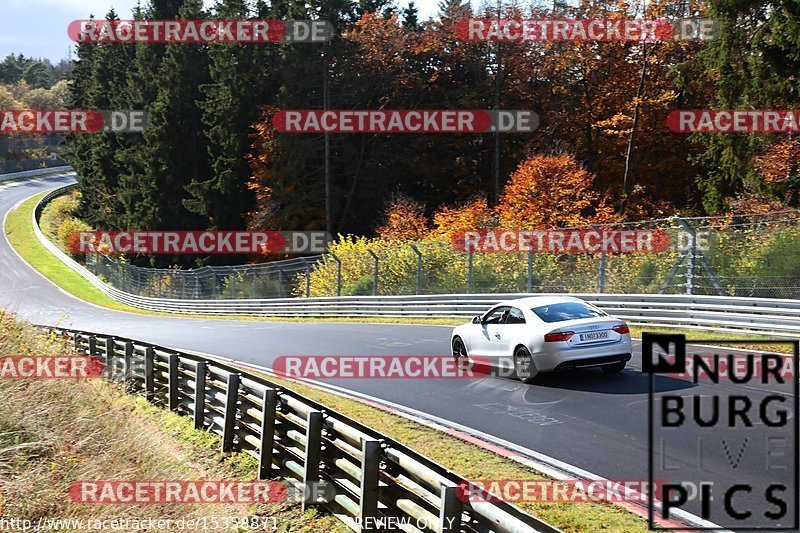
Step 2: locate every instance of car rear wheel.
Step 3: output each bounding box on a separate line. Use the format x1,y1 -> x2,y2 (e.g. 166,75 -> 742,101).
514,346 -> 538,384
602,361 -> 626,373
452,337 -> 468,361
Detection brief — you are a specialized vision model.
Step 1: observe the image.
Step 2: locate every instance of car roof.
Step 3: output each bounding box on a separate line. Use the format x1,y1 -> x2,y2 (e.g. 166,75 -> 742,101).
493,296 -> 586,309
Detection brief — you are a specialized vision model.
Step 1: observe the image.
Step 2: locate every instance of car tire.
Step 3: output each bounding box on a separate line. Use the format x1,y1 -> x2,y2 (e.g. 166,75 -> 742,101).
602,361 -> 626,373
514,346 -> 538,384
452,337 -> 468,361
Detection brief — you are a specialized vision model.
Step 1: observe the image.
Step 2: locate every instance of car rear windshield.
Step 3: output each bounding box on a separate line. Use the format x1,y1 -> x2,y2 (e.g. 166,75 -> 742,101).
531,302 -> 606,323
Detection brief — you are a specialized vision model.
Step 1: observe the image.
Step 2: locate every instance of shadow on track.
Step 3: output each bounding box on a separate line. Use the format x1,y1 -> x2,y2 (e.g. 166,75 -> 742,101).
531,368 -> 695,394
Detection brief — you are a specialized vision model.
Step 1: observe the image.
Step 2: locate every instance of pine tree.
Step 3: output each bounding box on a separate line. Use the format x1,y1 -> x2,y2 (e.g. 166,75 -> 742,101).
402,1 -> 419,29
693,0 -> 800,212
185,0 -> 275,230
67,9 -> 135,230
137,0 -> 212,256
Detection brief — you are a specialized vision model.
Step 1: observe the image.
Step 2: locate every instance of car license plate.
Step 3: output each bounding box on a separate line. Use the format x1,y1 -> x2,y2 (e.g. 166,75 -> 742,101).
580,331 -> 608,341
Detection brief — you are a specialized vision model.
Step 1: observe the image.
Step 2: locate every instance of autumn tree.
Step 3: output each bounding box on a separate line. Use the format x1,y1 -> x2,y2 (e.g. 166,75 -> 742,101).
376,195 -> 430,241
497,153 -> 618,229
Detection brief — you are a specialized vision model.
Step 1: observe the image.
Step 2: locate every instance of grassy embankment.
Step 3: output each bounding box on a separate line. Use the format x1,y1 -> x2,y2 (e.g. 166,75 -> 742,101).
0,313 -> 343,531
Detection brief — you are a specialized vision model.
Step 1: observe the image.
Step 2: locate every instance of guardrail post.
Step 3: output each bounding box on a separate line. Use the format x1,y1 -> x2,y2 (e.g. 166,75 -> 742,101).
88,335 -> 97,358
73,332 -> 81,353
258,389 -> 278,479
410,244 -> 422,295
467,252 -> 473,294
302,410 -> 323,511
144,346 -> 155,401
194,362 -> 207,430
359,438 -> 381,524
105,338 -> 115,379
439,481 -> 462,532
526,251 -> 533,293
168,353 -> 179,411
367,249 -> 379,296
222,372 -> 241,452
331,254 -> 342,296
124,341 -> 134,382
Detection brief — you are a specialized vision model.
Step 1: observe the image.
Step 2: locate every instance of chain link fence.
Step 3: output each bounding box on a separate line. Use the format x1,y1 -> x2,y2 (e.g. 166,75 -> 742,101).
79,209 -> 800,300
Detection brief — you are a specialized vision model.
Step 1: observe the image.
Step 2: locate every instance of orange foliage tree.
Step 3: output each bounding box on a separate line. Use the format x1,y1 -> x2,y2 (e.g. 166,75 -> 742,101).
430,198 -> 497,238
497,153 -> 618,229
376,195 -> 430,241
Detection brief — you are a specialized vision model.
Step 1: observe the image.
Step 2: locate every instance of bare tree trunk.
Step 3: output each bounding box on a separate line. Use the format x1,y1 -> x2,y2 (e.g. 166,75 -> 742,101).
620,40 -> 650,214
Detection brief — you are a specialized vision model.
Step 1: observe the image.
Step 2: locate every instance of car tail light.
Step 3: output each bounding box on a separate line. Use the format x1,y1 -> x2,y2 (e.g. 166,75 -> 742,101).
544,331 -> 574,342
612,324 -> 630,334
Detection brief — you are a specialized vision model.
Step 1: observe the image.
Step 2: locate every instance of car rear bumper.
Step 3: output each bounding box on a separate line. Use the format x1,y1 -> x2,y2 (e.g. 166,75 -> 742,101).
534,339 -> 633,372
552,353 -> 631,371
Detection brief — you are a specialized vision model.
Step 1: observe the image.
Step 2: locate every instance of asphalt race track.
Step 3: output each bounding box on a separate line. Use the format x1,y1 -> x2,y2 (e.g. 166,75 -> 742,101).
1,175 -> 796,529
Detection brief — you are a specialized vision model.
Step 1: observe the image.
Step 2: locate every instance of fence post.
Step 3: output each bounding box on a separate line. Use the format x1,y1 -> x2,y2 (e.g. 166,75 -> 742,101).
677,217 -> 695,295
231,272 -> 237,298
305,264 -> 311,298
123,341 -> 134,382
467,252 -> 473,294
302,410 -> 323,511
359,438 -> 381,524
168,353 -> 179,412
367,249 -> 379,296
439,481 -> 462,532
526,251 -> 533,293
598,249 -> 607,294
105,338 -> 115,379
258,389 -> 278,479
331,254 -> 342,296
88,335 -> 97,358
410,244 -> 422,295
222,372 -> 241,452
277,268 -> 286,298
194,362 -> 207,430
252,271 -> 258,299
144,346 -> 154,401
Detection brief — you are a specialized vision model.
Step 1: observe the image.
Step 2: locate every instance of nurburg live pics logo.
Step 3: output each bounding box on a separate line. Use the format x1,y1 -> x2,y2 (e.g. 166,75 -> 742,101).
643,333 -> 799,530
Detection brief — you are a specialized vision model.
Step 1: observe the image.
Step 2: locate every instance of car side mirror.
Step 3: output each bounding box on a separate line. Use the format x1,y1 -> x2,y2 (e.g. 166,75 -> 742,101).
472,315 -> 481,324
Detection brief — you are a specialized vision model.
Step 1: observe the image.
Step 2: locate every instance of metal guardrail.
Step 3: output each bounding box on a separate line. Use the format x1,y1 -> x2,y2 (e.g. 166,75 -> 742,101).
54,327 -> 560,533
27,184 -> 800,336
0,165 -> 73,184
